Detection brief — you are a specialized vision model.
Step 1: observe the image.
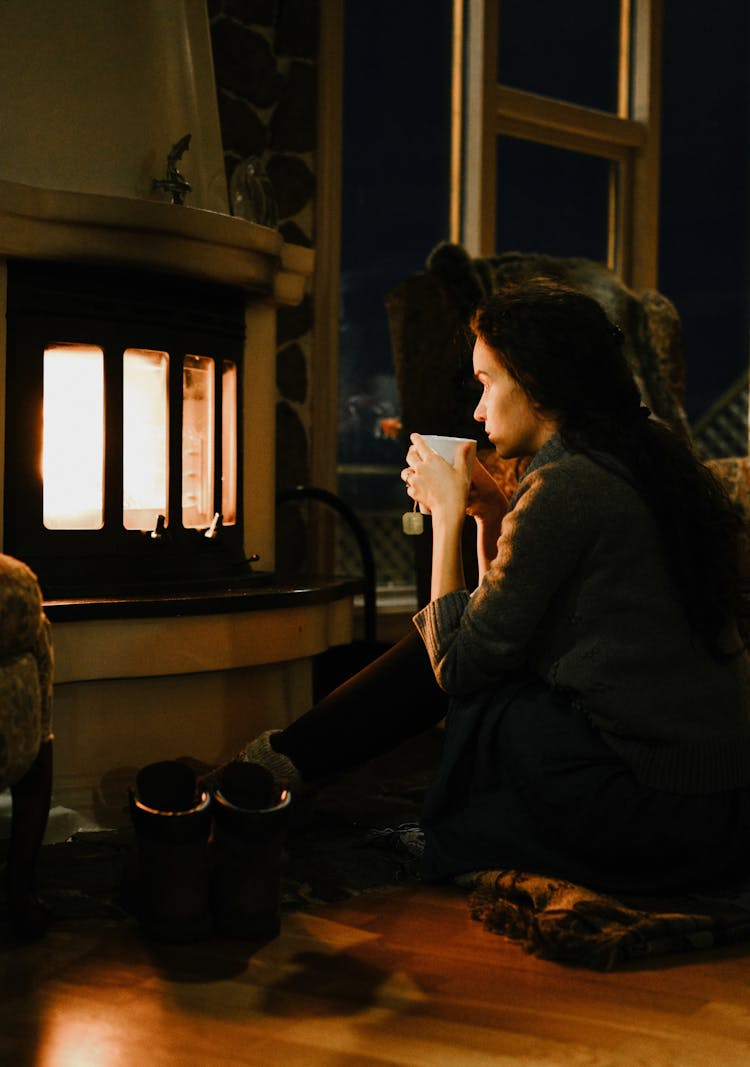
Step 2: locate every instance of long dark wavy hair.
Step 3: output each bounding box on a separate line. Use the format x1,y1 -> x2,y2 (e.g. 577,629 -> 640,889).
471,279 -> 747,658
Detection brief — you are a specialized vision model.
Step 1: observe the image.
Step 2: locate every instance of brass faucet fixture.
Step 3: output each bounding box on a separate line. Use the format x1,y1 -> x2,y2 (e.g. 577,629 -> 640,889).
152,133 -> 192,205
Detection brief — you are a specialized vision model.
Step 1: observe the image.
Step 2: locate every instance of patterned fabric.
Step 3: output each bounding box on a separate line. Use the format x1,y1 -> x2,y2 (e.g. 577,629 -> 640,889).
639,287 -> 687,407
708,455 -> 750,518
0,653 -> 42,790
458,868 -> 750,970
0,555 -> 53,790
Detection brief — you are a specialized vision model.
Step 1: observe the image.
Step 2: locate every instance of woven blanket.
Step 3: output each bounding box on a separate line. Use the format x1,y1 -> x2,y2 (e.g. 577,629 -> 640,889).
457,868 -> 750,970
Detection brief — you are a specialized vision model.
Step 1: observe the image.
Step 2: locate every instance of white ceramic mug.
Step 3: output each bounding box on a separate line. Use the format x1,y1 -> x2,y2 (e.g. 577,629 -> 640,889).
416,434 -> 477,514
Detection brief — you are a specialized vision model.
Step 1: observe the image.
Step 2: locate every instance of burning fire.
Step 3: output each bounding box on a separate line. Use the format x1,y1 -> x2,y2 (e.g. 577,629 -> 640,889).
43,344 -> 104,530
42,345 -> 236,533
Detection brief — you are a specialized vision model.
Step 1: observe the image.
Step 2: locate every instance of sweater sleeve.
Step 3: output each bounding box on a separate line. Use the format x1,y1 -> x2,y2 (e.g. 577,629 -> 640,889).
413,461 -> 594,694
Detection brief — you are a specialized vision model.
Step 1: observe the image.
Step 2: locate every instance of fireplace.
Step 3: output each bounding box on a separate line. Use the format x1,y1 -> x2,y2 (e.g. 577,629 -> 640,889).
4,258 -> 260,598
0,3 -> 358,819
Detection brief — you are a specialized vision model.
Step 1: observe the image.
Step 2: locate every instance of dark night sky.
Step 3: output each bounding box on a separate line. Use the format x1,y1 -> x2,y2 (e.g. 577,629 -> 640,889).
659,0 -> 750,420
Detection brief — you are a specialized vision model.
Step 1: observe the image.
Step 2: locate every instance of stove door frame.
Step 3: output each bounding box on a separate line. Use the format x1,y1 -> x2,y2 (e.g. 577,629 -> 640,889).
3,259 -> 255,597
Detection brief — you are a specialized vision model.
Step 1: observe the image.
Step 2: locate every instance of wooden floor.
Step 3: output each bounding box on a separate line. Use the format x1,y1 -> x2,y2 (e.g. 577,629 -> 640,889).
2,881 -> 750,1066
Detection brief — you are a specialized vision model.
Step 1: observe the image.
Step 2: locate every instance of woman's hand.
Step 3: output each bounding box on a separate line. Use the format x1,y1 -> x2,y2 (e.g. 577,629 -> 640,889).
466,457 -> 508,524
466,459 -> 509,577
401,433 -> 473,522
402,434 -> 474,601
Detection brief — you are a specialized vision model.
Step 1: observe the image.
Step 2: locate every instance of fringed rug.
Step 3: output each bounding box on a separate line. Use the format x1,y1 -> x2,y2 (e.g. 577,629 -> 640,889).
458,868 -> 750,970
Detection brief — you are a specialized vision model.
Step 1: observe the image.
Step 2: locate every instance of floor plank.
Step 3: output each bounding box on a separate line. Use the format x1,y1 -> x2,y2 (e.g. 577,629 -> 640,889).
2,883 -> 750,1066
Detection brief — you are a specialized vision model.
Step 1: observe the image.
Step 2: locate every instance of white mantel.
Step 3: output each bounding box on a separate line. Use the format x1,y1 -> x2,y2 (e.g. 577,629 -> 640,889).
0,178 -> 312,305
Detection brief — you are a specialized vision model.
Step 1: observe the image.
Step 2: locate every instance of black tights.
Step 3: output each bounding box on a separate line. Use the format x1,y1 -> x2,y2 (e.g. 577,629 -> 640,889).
272,631 -> 449,782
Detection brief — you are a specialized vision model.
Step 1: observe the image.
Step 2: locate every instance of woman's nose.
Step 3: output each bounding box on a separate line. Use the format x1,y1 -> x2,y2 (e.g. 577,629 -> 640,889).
473,400 -> 485,422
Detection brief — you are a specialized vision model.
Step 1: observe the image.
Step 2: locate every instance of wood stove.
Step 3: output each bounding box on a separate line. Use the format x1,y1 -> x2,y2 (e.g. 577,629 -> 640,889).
0,5 -> 358,819
4,258 -> 263,598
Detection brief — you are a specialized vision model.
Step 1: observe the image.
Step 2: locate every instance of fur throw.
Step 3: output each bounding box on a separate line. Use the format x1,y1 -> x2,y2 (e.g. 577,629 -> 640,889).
424,242 -> 689,439
459,867 -> 750,970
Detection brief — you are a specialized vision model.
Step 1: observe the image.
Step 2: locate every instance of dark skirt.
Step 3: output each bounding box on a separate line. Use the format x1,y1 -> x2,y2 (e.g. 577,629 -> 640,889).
420,672 -> 750,894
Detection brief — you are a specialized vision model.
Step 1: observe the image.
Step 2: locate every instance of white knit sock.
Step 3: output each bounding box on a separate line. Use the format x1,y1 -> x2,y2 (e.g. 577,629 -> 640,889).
237,729 -> 303,794
200,729 -> 305,799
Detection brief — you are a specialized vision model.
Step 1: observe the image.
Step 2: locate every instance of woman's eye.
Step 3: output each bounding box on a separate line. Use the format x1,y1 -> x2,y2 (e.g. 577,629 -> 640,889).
472,378 -> 489,399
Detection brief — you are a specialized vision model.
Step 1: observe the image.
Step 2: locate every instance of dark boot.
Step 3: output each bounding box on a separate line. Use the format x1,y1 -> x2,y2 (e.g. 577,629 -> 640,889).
128,760 -> 213,943
211,761 -> 291,939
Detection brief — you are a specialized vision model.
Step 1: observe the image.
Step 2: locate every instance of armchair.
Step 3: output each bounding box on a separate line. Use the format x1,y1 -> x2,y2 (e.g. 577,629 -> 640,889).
386,242 -> 750,605
0,555 -> 54,940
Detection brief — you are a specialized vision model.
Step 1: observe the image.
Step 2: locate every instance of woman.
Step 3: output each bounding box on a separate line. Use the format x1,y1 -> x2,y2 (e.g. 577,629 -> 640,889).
231,279 -> 750,894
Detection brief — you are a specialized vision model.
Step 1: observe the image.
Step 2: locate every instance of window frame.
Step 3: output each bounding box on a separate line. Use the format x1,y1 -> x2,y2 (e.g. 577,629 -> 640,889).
452,0 -> 662,289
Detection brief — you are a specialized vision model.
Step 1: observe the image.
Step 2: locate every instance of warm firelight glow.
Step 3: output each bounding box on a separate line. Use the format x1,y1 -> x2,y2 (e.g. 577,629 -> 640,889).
182,354 -> 214,529
42,345 -> 235,535
43,344 -> 104,529
222,360 -> 237,525
36,1010 -> 123,1067
123,349 -> 169,531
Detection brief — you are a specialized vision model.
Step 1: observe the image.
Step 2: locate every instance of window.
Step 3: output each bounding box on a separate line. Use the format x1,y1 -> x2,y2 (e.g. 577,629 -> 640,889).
497,0 -> 621,112
495,137 -> 611,260
336,0 -> 453,588
454,0 -> 661,288
659,1 -> 750,446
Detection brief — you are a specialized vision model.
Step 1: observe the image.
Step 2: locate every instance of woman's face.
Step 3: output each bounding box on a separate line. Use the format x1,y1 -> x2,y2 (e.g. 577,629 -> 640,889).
472,336 -> 559,458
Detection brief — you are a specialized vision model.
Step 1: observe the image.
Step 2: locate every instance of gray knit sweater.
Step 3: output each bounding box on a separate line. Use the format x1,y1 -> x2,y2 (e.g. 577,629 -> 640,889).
413,434 -> 750,794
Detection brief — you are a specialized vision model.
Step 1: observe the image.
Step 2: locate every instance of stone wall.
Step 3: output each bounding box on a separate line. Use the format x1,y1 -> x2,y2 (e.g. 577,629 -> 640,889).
208,0 -> 319,574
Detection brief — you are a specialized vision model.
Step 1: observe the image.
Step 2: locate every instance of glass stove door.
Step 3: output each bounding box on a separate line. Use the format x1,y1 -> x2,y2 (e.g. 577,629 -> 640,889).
123,348 -> 169,532
182,354 -> 215,530
42,343 -> 104,530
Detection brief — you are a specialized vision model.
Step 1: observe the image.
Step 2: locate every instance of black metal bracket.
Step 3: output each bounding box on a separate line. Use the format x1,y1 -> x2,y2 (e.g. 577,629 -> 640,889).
275,485 -> 377,645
